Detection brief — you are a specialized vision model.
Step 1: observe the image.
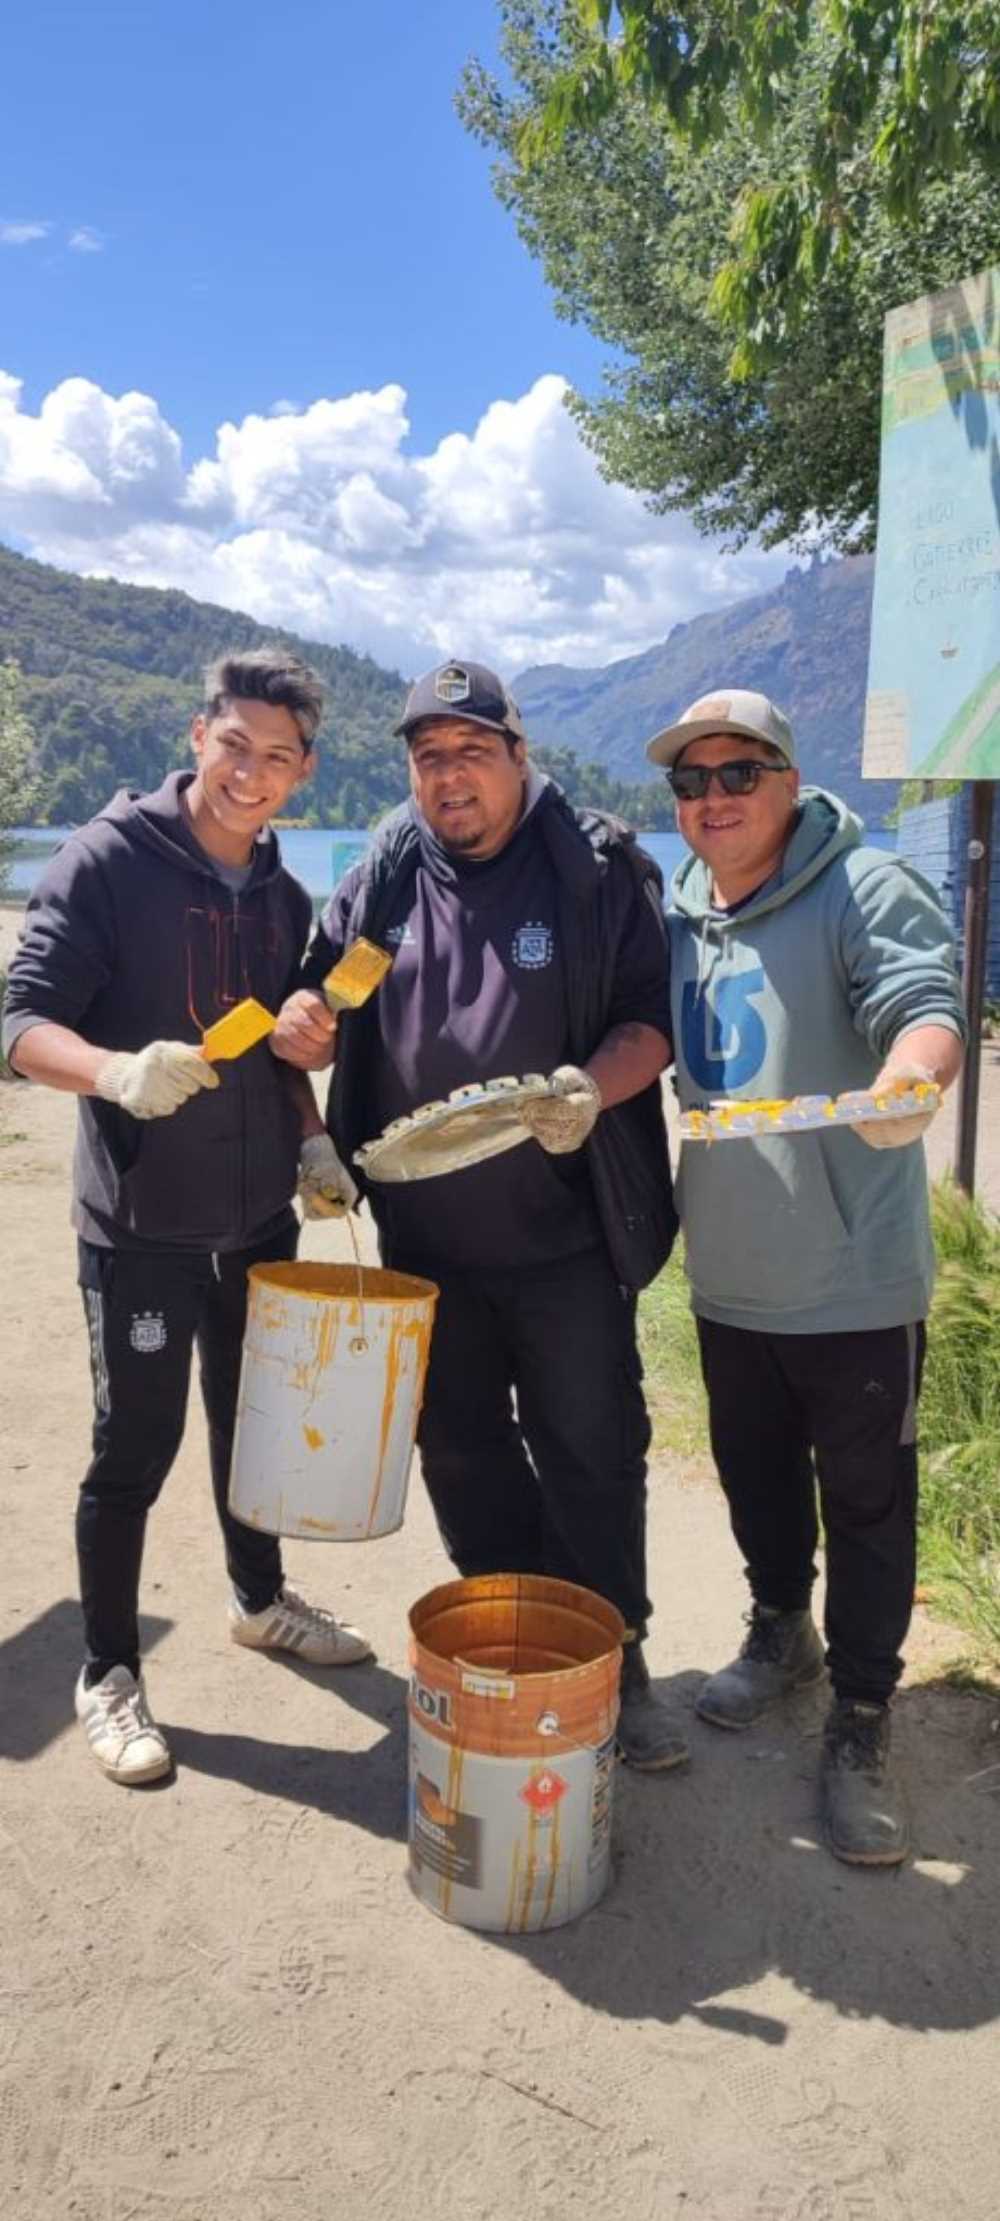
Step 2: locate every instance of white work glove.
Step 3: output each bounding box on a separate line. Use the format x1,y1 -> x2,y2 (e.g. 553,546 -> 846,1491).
298,1132 -> 359,1218
520,1065 -> 602,1155
854,1062 -> 941,1150
95,1041 -> 219,1121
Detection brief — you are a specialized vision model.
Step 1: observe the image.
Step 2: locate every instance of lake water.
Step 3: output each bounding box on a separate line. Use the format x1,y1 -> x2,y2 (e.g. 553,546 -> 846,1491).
6,821 -> 895,903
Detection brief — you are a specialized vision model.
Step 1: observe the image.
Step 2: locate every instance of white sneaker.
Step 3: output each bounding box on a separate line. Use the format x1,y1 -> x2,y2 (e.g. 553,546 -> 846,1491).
74,1666 -> 172,1784
228,1586 -> 373,1667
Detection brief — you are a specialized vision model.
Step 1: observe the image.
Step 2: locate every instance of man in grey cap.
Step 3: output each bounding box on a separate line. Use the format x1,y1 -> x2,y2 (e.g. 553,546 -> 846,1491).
272,658 -> 685,1769
647,687 -> 965,1863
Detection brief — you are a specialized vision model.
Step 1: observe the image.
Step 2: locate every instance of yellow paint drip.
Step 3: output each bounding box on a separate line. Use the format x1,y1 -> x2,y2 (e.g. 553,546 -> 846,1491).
441,1741 -> 466,1921
365,1309 -> 433,1535
303,1425 -> 325,1451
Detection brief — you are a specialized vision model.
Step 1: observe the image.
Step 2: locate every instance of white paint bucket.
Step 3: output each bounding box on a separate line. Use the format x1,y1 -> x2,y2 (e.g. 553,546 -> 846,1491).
229,1261 -> 438,1541
408,1574 -> 624,1934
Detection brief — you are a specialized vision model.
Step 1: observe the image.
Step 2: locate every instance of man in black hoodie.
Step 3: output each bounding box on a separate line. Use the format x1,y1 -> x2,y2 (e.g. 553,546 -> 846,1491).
271,658 -> 685,1772
2,650 -> 369,1787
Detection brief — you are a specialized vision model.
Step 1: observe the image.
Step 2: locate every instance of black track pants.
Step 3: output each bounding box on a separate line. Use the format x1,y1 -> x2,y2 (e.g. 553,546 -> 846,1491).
389,1245 -> 652,1636
77,1219 -> 297,1679
696,1316 -> 925,1705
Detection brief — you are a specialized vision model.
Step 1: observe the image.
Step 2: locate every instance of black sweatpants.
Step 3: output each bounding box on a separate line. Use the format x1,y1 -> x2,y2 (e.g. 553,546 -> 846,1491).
696,1316 -> 926,1706
77,1218 -> 298,1680
388,1244 -> 652,1636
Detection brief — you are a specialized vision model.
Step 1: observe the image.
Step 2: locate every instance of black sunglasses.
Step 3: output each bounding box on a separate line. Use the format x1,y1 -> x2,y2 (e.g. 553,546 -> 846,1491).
666,758 -> 789,802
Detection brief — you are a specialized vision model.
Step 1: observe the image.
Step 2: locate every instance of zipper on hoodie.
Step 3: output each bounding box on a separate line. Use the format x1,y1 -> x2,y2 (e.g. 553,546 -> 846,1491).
231,889 -> 249,1243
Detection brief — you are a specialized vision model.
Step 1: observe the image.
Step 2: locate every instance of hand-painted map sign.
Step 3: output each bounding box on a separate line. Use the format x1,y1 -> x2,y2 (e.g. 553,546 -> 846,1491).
863,264 -> 1000,779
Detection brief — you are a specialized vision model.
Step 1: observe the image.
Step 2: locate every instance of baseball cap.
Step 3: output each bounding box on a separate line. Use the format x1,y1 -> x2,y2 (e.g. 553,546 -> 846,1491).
645,688 -> 796,770
395,659 -> 528,745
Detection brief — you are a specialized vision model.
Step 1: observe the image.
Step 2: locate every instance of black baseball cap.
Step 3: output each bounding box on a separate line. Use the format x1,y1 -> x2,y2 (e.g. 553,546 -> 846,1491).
395,659 -> 528,744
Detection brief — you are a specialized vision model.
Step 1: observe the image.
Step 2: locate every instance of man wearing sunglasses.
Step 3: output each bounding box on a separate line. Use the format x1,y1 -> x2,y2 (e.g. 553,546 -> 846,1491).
646,688 -> 965,1866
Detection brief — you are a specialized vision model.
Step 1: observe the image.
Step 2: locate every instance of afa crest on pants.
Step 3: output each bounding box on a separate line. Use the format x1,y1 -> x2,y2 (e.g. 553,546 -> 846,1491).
130,1310 -> 167,1354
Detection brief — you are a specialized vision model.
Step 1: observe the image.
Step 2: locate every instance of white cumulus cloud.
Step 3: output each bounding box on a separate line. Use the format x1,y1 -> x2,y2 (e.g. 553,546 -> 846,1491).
1,220 -> 50,246
68,226 -> 104,253
0,367 -> 791,675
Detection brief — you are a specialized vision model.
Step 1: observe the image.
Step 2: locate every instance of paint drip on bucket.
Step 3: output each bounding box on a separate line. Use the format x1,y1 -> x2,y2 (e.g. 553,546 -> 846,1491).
408,1574 -> 623,1934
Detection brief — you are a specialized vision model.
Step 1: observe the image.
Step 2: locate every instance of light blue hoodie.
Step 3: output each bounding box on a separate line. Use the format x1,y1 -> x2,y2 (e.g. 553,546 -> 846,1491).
667,789 -> 966,1334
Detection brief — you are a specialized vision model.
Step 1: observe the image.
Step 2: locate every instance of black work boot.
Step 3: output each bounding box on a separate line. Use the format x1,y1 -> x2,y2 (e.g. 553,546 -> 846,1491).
696,1605 -> 826,1730
616,1643 -> 689,1771
821,1699 -> 908,1866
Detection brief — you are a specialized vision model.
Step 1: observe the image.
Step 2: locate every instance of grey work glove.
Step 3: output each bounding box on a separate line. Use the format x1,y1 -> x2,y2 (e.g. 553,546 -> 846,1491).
854,1062 -> 941,1150
298,1132 -> 359,1218
520,1065 -> 602,1155
95,1041 -> 219,1120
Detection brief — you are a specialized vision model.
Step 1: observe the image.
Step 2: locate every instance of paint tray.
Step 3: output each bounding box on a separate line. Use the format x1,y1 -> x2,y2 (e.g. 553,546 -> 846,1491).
355,1075 -> 553,1183
680,1081 -> 940,1141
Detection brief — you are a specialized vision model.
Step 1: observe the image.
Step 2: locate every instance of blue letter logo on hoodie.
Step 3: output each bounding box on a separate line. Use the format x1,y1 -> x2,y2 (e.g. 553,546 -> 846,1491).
681,968 -> 767,1090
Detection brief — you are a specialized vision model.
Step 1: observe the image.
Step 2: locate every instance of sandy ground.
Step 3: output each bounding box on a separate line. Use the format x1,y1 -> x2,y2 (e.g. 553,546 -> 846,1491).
2,907 -> 1000,2221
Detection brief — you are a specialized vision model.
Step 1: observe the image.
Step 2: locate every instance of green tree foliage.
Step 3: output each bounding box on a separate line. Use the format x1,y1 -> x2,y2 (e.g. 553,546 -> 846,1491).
0,544 -> 673,831
0,545 -> 410,828
516,1 -> 1000,374
461,6 -> 1000,553
0,659 -> 40,898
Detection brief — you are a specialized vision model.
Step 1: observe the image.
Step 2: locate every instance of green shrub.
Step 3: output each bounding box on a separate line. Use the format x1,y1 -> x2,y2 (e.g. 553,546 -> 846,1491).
918,1183 -> 1000,1657
639,1179 -> 1000,1664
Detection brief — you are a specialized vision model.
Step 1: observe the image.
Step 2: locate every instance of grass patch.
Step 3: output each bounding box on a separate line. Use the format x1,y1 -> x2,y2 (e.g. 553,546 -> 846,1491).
639,1180 -> 1000,1667
638,1244 -> 706,1459
918,1180 -> 1000,1662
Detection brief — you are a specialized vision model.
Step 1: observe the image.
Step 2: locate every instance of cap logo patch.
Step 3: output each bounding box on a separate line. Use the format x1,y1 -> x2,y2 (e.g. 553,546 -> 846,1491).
434,664 -> 471,706
687,694 -> 732,721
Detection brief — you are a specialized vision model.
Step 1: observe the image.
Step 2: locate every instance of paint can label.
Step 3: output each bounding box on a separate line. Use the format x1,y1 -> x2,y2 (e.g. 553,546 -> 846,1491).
411,1774 -> 482,1888
460,1671 -> 516,1700
409,1674 -> 453,1730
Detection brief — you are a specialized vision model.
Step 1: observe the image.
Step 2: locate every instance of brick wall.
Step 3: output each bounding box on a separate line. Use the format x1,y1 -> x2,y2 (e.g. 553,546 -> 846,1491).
896,792 -> 1000,999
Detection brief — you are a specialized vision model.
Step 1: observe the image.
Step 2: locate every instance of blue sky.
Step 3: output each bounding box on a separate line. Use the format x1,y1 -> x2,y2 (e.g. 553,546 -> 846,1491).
1,0 -> 606,453
0,1 -> 788,675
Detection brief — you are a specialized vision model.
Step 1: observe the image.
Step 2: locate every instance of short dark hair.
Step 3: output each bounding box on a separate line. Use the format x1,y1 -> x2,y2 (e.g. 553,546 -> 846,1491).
203,648 -> 325,748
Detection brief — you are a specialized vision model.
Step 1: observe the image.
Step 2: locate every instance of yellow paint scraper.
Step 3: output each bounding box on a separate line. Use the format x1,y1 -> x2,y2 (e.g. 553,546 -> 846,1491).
201,997 -> 276,1062
322,937 -> 393,1014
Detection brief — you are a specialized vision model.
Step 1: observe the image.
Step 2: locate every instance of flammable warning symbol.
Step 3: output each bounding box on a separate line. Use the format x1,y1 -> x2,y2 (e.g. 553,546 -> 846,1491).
519,1768 -> 569,1816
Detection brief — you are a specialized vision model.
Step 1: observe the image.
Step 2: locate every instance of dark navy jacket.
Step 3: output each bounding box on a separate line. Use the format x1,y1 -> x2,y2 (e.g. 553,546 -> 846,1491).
303,789 -> 678,1291
2,772 -> 311,1251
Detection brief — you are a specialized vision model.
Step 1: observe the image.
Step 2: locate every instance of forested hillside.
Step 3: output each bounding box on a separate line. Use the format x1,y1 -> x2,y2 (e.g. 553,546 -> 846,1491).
0,545 -> 674,828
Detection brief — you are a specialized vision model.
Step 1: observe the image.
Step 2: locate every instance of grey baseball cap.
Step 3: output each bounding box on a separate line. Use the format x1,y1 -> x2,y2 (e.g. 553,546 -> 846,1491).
395,659 -> 529,745
645,688 -> 796,770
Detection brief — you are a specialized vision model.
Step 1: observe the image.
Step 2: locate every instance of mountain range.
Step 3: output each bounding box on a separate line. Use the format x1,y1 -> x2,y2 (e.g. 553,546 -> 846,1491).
0,540 -> 894,830
513,553 -> 896,828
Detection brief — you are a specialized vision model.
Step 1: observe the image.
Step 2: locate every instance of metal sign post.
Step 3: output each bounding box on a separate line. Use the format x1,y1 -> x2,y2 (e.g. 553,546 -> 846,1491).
954,781 -> 996,1197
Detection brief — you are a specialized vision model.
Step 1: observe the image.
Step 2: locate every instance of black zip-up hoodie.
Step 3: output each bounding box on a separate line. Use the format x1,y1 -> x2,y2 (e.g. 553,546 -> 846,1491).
2,772 -> 311,1251
301,790 -> 678,1292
